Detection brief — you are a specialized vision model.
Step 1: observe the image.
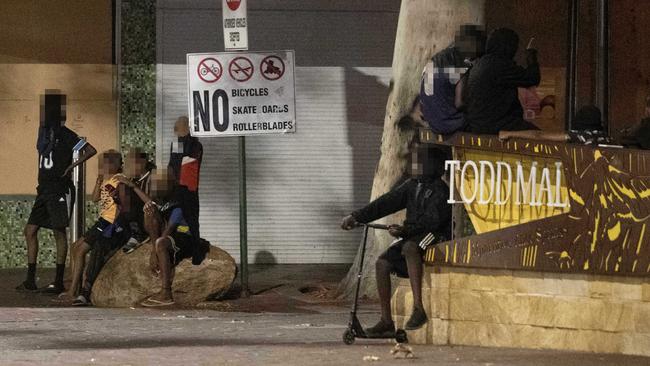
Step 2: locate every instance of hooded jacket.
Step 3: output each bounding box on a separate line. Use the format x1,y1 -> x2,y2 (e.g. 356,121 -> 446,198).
463,28 -> 540,134
351,177 -> 451,240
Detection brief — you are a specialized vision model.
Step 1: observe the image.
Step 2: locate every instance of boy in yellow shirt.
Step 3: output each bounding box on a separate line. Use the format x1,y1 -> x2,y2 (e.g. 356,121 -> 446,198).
57,150 -> 128,302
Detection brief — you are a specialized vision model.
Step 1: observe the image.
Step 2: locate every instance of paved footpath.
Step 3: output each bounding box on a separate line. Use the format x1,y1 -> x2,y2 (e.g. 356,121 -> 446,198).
2,307 -> 649,366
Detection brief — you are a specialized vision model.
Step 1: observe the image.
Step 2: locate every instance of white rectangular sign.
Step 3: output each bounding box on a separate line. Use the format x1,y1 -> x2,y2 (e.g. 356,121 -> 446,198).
187,50 -> 296,137
223,0 -> 248,50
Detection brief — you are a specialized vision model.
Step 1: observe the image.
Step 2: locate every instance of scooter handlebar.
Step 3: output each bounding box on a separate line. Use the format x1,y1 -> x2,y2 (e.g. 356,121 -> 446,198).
357,223 -> 390,230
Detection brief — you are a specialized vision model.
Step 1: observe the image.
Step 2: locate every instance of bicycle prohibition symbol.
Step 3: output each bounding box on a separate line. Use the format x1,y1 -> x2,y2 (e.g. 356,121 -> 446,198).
197,57 -> 223,83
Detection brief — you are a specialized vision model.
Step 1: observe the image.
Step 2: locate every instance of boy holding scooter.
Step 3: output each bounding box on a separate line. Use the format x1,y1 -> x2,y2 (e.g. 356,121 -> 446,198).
341,145 -> 451,337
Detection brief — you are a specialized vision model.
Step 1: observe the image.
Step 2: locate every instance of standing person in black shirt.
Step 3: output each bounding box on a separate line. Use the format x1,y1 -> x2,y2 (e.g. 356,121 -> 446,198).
168,116 -> 205,264
341,146 -> 451,336
463,28 -> 541,134
16,92 -> 96,293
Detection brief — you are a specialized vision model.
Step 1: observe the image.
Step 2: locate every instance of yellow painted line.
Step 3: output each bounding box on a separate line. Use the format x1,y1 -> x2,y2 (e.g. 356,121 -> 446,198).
632,260 -> 638,272
466,240 -> 472,263
453,242 -> 457,263
532,245 -> 538,267
591,212 -> 600,253
445,245 -> 449,263
636,224 -> 646,255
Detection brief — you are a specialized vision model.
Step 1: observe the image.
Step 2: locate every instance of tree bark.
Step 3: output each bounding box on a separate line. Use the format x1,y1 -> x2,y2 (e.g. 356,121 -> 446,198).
336,0 -> 485,300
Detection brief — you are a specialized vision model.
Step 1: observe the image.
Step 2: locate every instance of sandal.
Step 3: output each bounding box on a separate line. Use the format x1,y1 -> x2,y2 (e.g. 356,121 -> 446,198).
141,297 -> 175,307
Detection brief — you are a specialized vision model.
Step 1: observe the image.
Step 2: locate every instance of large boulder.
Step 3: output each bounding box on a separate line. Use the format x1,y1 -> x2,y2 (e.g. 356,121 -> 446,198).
91,240 -> 236,307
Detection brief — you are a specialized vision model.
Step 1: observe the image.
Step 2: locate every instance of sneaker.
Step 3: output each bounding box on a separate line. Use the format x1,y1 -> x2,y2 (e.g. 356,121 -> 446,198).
38,282 -> 64,295
405,307 -> 428,330
15,281 -> 38,292
72,295 -> 91,306
364,319 -> 396,338
122,237 -> 142,254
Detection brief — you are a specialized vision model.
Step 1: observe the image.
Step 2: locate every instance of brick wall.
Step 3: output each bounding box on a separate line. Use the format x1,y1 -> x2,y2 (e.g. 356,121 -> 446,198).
391,267 -> 650,356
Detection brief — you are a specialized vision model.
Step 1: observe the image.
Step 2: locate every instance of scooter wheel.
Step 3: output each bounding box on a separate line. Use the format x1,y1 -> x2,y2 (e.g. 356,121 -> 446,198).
395,329 -> 408,344
343,329 -> 355,345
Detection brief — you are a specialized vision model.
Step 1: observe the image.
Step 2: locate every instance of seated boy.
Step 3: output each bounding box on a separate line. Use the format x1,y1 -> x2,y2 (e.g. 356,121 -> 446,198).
341,145 -> 451,336
119,170 -> 196,307
58,150 -> 128,303
72,148 -> 154,306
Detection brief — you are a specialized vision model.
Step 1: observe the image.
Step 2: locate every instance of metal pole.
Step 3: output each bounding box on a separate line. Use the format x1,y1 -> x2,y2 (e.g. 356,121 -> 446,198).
71,147 -> 86,244
597,0 -> 610,134
238,136 -> 249,297
566,0 -> 579,130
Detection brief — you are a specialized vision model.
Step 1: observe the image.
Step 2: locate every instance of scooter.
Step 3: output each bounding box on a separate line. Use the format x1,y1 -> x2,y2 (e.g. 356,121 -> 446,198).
342,223 -> 408,345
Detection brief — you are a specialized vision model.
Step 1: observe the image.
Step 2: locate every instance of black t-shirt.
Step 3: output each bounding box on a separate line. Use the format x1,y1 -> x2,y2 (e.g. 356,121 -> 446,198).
37,127 -> 83,194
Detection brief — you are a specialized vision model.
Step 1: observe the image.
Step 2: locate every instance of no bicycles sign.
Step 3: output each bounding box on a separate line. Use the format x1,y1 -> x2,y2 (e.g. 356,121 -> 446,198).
186,50 -> 296,137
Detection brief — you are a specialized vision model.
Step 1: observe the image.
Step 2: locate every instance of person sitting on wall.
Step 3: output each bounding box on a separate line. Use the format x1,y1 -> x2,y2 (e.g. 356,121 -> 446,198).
618,95 -> 650,150
16,92 -> 97,294
71,148 -> 156,306
461,27 -> 541,134
418,24 -> 486,134
57,150 -> 129,303
498,105 -> 611,145
340,145 -> 451,336
168,116 -> 205,265
118,169 -> 201,307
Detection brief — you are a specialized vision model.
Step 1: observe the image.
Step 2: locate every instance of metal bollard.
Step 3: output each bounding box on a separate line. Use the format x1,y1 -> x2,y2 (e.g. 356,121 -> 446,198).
70,145 -> 86,244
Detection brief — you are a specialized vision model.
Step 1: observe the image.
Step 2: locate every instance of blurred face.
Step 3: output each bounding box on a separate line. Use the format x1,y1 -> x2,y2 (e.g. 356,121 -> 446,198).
409,149 -> 423,177
455,26 -> 485,60
150,170 -> 172,200
174,117 -> 190,137
99,153 -> 121,175
124,151 -> 147,178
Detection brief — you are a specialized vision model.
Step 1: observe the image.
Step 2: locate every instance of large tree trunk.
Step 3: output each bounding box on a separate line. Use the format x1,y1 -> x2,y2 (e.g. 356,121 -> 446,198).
336,0 -> 485,300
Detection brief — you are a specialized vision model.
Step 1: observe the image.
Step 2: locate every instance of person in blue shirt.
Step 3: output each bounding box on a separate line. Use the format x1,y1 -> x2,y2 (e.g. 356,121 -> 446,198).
418,24 -> 486,134
121,170 -> 198,307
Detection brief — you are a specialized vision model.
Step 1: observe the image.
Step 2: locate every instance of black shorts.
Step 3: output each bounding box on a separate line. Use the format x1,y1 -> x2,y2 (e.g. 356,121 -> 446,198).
27,189 -> 75,230
378,238 -> 425,278
168,232 -> 193,266
84,218 -> 128,251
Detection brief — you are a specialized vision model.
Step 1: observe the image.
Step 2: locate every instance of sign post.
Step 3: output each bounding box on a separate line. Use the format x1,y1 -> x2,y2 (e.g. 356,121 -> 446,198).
187,46 -> 296,297
224,0 -> 250,296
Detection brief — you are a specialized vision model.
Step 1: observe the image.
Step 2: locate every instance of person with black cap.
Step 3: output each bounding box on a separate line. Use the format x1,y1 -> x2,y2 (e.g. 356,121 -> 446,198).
168,116 -> 205,265
16,92 -> 97,294
498,105 -> 611,145
619,95 -> 650,150
340,146 -> 451,336
462,27 -> 541,134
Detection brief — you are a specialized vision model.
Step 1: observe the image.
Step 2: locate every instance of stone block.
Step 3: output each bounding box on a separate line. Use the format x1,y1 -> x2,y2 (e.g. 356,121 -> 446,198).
642,283 -> 650,302
622,333 -> 650,356
589,279 -> 614,299
429,286 -> 450,319
426,267 -> 451,289
611,281 -> 643,301
449,321 -> 628,354
449,270 -> 515,293
632,302 -> 650,334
